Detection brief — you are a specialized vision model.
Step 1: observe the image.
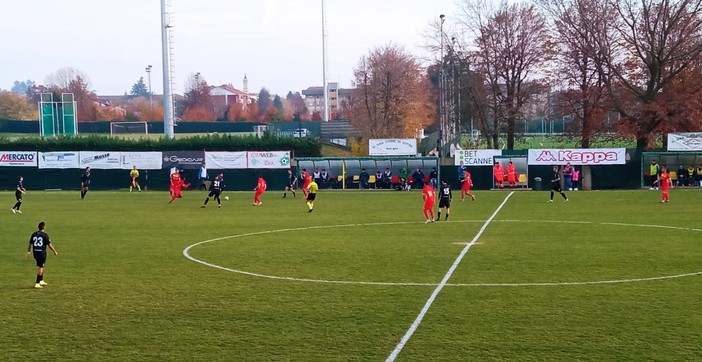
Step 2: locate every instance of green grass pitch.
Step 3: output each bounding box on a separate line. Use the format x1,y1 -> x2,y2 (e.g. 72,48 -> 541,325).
1,188 -> 701,361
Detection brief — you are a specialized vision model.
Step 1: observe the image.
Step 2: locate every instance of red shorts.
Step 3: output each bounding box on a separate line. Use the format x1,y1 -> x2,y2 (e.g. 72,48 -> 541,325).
461,183 -> 471,191
423,201 -> 435,211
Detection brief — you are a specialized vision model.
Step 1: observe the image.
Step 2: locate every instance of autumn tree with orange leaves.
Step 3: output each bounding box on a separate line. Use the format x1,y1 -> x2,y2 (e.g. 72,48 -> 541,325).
351,44 -> 434,139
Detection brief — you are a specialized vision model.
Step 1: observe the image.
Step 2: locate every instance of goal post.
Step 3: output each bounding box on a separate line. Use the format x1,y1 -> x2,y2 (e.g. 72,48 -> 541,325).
110,121 -> 149,135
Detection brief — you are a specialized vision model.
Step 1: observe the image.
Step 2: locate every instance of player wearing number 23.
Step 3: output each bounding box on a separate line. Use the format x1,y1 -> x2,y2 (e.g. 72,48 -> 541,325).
27,221 -> 58,289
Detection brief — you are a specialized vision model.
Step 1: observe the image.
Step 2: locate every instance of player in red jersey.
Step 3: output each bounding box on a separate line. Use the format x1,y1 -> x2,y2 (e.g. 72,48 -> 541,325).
253,176 -> 268,206
659,166 -> 672,203
422,184 -> 436,223
169,171 -> 190,204
301,169 -> 312,198
461,169 -> 476,201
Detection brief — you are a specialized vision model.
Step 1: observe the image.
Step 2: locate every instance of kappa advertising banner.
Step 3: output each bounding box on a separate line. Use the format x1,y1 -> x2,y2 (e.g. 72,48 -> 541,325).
38,152 -> 80,169
667,133 -> 702,151
120,152 -> 163,170
80,151 -> 122,169
247,151 -> 291,169
162,151 -> 205,169
369,139 -> 417,156
528,148 -> 626,165
0,151 -> 37,167
455,149 -> 503,166
204,152 -> 247,169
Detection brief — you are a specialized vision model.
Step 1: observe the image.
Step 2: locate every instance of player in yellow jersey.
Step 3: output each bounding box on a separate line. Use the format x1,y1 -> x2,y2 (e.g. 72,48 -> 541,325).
306,180 -> 319,213
129,166 -> 141,192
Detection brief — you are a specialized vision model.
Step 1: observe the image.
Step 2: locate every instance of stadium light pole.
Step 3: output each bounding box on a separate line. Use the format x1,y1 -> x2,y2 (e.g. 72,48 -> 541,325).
439,14 -> 445,155
146,65 -> 153,107
321,0 -> 329,123
161,0 -> 175,139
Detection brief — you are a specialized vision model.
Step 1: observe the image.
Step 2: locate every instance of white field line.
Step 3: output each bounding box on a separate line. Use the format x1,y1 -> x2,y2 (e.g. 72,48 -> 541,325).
385,192 -> 515,362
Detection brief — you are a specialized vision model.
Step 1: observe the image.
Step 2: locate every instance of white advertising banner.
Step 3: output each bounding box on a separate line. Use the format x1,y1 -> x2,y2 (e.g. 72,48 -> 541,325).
205,152 -> 247,169
667,133 -> 702,151
454,149 -> 503,166
369,139 -> 417,156
79,151 -> 122,169
247,151 -> 291,169
528,148 -> 626,165
0,151 -> 37,167
38,152 -> 80,169
120,152 -> 162,170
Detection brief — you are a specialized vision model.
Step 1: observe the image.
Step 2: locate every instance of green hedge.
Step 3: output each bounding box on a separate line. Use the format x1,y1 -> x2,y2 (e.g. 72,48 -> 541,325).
0,133 -> 322,156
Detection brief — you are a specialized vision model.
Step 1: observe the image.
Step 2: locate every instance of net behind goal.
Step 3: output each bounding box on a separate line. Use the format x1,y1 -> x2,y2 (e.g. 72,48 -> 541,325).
110,122 -> 149,135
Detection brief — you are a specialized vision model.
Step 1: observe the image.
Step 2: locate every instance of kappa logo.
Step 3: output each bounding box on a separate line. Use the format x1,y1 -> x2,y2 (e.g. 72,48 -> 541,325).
535,150 -> 557,162
535,149 -> 621,164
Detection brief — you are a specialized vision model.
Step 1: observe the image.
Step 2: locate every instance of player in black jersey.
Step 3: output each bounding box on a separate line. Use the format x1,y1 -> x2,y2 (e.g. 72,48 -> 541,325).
548,165 -> 569,203
283,169 -> 297,198
26,221 -> 58,289
11,176 -> 26,214
80,167 -> 91,199
436,180 -> 452,221
202,173 -> 224,208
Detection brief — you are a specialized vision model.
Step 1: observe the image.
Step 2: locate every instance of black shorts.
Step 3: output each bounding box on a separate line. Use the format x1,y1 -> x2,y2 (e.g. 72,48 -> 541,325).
208,190 -> 221,198
15,193 -> 22,202
552,184 -> 562,192
34,252 -> 46,267
306,193 -> 316,201
286,183 -> 295,189
439,198 -> 451,208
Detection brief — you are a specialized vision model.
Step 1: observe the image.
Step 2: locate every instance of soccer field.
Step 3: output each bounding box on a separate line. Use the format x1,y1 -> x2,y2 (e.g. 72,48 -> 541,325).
1,189 -> 701,361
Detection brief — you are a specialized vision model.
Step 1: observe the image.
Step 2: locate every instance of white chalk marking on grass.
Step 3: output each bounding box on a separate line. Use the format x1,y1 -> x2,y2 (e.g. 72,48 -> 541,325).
385,192 -> 515,362
183,219 -> 702,287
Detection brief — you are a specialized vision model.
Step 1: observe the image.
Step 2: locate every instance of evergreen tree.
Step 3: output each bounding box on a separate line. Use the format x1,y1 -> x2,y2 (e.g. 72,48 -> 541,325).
130,77 -> 149,98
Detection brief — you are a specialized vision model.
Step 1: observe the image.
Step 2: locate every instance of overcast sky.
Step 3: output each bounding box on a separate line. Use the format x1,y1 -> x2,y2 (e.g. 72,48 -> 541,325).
0,0 -> 460,97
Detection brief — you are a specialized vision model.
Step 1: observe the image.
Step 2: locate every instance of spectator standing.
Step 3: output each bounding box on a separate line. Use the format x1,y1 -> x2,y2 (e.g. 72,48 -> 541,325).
359,168 -> 370,189
429,167 -> 438,189
198,162 -> 209,191
687,165 -> 695,187
649,160 -> 661,190
572,168 -> 580,191
696,165 -> 702,187
375,170 -> 383,189
563,162 -> 573,190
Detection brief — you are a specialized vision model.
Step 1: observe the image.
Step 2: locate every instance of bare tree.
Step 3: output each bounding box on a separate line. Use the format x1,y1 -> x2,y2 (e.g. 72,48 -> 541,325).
537,0 -> 618,147
600,0 -> 702,150
458,0 -> 553,149
351,44 -> 435,139
45,67 -> 90,90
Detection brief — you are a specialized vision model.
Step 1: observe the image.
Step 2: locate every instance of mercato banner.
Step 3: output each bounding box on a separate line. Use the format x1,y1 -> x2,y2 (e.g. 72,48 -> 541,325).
528,148 -> 626,165
0,151 -> 37,167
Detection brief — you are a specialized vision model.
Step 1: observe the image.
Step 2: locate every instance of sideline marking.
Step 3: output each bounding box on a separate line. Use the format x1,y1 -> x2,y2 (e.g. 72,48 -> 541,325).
183,220 -> 702,287
385,192 -> 515,362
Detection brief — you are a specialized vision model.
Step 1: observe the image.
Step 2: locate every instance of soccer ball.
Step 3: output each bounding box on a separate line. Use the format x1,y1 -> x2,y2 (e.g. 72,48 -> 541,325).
224,196 -> 229,201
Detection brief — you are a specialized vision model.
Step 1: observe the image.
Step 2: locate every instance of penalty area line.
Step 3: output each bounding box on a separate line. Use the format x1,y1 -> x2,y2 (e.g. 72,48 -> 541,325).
385,191 -> 515,362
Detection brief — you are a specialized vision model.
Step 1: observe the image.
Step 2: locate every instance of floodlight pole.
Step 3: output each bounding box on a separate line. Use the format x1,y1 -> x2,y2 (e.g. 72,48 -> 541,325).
161,0 -> 175,139
146,65 -> 153,107
322,0 -> 329,122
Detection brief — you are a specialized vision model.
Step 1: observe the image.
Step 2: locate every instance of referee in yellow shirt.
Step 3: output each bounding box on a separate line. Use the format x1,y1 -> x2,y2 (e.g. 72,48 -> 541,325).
306,180 -> 318,212
129,166 -> 142,192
